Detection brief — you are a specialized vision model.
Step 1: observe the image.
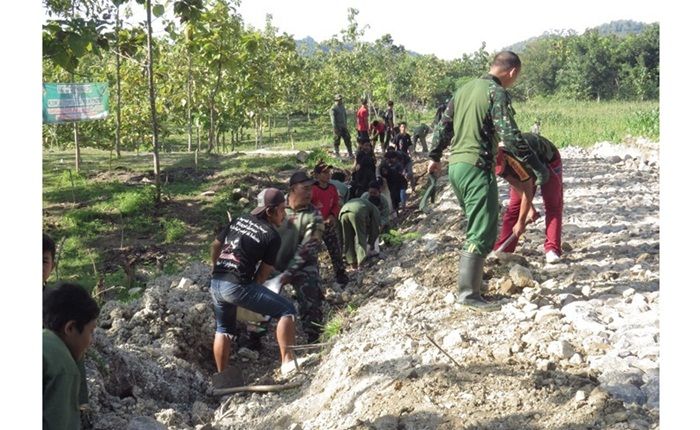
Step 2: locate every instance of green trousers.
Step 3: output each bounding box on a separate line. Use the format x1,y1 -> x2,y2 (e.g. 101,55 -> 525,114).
448,162 -> 499,257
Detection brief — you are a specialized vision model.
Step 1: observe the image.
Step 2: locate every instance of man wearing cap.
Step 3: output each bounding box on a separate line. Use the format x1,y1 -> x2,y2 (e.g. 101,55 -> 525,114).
274,171 -> 326,343
209,188 -> 300,375
330,94 -> 353,158
311,161 -> 349,286
339,197 -> 382,269
356,97 -> 370,145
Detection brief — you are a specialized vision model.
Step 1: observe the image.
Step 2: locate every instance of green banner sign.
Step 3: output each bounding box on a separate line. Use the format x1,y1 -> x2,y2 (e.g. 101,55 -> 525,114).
42,83 -> 109,124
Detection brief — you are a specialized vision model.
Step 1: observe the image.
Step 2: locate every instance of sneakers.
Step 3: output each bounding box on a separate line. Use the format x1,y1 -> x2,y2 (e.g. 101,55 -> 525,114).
545,250 -> 561,264
280,355 -> 311,376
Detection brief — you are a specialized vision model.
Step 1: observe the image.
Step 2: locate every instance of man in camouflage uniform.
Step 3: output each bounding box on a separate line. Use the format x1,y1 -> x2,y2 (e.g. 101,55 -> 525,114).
412,123 -> 432,153
428,51 -> 550,312
339,197 -> 381,269
275,171 -> 326,343
330,94 -> 353,158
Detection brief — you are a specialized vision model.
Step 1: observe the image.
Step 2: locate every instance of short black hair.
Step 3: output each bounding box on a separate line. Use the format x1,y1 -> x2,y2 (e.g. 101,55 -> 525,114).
43,233 -> 56,261
387,101 -> 394,106
491,51 -> 521,71
369,179 -> 383,189
331,171 -> 347,182
43,283 -> 100,333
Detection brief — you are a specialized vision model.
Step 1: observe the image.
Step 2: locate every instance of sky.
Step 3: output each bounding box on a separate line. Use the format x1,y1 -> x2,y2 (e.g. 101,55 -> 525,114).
237,0 -> 661,60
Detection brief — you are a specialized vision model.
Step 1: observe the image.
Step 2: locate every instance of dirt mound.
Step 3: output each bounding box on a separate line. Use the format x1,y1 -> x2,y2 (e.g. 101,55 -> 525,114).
82,144 -> 659,429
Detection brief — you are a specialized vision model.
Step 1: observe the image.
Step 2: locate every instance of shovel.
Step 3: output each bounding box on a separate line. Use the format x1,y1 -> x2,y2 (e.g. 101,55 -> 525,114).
493,211 -> 540,253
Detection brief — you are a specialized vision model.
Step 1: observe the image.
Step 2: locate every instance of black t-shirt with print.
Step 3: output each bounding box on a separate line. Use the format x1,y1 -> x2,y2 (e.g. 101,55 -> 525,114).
213,215 -> 281,284
392,133 -> 412,153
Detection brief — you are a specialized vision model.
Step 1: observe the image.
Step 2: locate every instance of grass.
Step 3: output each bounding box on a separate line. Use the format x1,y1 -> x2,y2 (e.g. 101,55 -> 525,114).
319,304 -> 358,342
43,148 -> 310,290
380,229 -> 422,247
511,98 -> 659,147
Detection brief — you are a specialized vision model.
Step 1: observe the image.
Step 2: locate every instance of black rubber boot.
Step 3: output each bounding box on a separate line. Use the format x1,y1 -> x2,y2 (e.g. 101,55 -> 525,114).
456,251 -> 500,312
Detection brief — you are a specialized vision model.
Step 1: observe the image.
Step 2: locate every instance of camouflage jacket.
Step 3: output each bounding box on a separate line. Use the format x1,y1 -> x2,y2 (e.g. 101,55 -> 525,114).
330,103 -> 348,130
429,75 -> 547,181
274,203 -> 324,276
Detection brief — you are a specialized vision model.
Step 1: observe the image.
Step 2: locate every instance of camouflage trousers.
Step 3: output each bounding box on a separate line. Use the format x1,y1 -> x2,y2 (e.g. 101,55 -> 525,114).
291,267 -> 325,343
323,222 -> 347,281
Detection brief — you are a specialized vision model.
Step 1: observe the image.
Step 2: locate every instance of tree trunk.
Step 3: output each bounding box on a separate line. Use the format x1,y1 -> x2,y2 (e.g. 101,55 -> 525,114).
187,52 -> 193,152
207,60 -> 223,153
114,5 -> 122,158
145,0 -> 161,203
230,129 -> 235,152
196,124 -> 201,152
287,112 -> 294,149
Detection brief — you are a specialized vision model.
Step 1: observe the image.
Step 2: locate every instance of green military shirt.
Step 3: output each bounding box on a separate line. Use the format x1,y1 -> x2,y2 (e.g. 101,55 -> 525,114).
413,123 -> 431,138
330,103 -> 348,130
360,192 -> 391,229
339,198 -> 382,246
522,133 -> 557,163
274,203 -> 324,275
429,74 -> 535,168
329,179 -> 350,204
43,329 -> 81,430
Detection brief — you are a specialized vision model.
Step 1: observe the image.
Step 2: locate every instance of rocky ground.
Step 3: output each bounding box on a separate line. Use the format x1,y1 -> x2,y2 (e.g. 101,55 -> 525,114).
82,139 -> 659,430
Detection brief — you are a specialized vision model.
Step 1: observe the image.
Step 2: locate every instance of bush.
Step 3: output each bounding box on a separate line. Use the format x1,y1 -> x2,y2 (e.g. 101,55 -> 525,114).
162,218 -> 187,244
380,229 -> 422,247
114,187 -> 155,216
626,107 -> 659,140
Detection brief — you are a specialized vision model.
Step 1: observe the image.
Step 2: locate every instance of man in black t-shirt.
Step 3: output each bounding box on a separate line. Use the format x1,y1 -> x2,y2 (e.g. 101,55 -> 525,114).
209,188 -> 299,375
392,122 -> 412,154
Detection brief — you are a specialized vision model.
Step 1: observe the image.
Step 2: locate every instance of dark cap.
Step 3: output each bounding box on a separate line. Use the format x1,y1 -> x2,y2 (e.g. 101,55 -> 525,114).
251,188 -> 285,215
334,94 -> 343,101
289,171 -> 315,187
314,161 -> 333,174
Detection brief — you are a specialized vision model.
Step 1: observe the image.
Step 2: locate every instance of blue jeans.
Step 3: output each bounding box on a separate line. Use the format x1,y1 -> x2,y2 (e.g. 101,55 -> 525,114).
210,277 -> 297,335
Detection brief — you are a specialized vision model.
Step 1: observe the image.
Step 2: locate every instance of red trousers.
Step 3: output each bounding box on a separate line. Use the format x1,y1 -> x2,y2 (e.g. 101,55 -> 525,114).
493,154 -> 563,254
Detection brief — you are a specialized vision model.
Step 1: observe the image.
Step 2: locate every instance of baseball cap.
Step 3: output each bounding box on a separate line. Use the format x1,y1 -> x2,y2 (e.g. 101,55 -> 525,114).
313,161 -> 333,174
250,188 -> 286,215
289,171 -> 315,187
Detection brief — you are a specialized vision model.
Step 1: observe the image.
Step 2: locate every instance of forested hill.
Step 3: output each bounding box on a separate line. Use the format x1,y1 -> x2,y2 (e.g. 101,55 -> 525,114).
504,20 -> 654,53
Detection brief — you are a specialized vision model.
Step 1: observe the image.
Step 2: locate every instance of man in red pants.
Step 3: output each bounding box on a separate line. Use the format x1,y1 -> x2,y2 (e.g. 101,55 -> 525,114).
493,133 -> 563,263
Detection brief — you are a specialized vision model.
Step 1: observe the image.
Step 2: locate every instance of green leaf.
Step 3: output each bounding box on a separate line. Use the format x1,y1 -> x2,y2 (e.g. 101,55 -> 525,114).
67,33 -> 87,57
153,4 -> 165,17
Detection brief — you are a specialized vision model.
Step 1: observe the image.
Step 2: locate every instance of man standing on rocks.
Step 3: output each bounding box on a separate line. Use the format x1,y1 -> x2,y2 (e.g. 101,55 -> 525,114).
275,171 -> 327,343
330,94 -> 353,158
209,188 -> 300,374
493,132 -> 563,263
428,51 -> 550,311
311,161 -> 350,286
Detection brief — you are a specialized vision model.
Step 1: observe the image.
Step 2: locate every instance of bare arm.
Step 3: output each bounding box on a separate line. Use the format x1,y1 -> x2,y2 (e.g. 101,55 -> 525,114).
504,175 -> 535,237
211,239 -> 223,269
